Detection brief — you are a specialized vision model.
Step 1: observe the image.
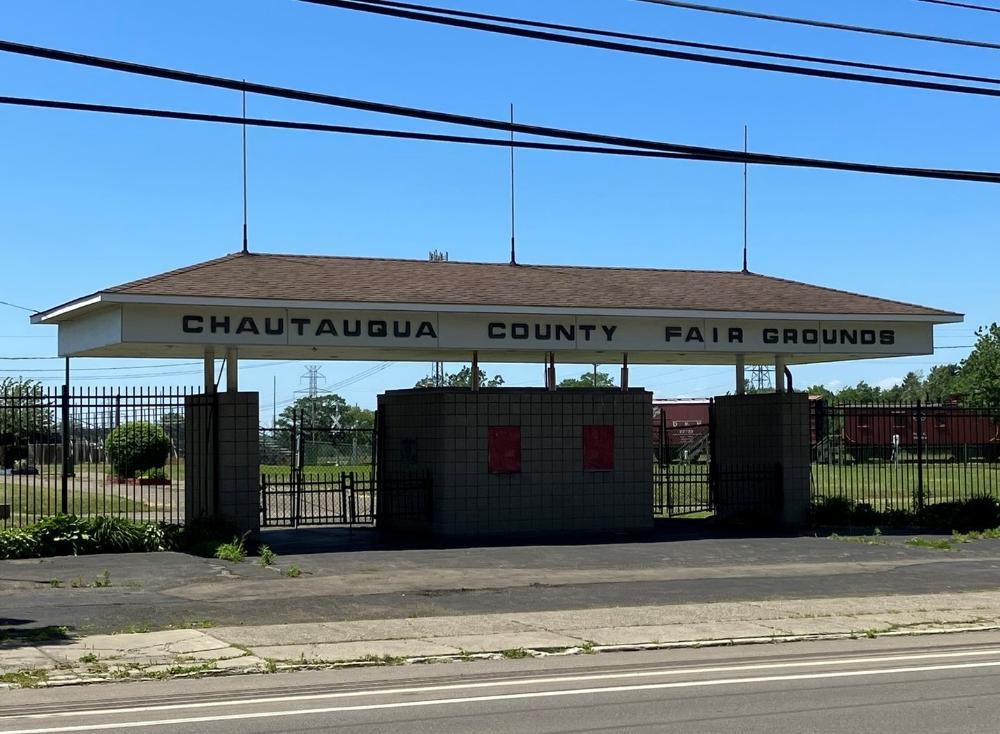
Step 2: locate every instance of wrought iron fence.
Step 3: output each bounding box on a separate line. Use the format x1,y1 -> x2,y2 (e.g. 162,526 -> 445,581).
0,386 -> 193,528
653,418 -> 712,517
811,400 -> 1000,510
259,410 -> 377,527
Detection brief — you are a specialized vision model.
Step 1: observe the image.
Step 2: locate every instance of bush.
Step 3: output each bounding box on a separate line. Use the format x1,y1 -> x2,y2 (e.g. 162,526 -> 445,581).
0,515 -> 181,560
811,496 -> 856,526
104,422 -> 172,479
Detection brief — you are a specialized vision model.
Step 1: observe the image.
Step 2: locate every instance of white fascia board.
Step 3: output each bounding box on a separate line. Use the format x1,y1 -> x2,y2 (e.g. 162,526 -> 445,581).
31,295 -> 105,324
98,293 -> 964,325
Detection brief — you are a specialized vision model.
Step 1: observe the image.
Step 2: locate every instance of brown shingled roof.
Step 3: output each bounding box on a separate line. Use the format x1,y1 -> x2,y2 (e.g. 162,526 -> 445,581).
94,251 -> 955,318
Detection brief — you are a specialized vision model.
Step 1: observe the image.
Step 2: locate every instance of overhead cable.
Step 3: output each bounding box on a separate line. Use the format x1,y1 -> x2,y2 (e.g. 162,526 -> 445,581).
4,95 -> 1000,183
314,0 -> 1000,86
917,0 -> 1000,13
299,1 -> 1000,97
632,0 -> 1000,51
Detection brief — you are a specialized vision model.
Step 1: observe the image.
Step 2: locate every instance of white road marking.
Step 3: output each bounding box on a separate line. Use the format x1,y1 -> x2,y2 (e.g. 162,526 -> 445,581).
5,647 -> 1000,722
4,656 -> 1000,733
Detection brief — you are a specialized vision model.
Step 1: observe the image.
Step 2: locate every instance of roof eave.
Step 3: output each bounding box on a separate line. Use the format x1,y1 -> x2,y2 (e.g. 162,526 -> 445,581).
30,291 -> 964,324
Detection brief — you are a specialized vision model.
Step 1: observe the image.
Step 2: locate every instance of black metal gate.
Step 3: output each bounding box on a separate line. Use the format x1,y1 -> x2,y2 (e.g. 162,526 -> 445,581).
260,412 -> 377,527
653,403 -> 713,516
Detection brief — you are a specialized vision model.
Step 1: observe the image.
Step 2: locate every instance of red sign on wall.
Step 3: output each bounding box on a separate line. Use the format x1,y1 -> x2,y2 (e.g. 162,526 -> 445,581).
488,426 -> 522,474
583,425 -> 614,471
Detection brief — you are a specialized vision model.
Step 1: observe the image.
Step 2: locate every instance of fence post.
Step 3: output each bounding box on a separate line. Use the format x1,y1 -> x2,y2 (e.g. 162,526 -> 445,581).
916,399 -> 925,511
60,383 -> 69,514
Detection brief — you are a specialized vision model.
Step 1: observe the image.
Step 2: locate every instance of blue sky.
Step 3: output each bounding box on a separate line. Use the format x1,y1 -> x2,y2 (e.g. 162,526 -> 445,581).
0,0 -> 994,413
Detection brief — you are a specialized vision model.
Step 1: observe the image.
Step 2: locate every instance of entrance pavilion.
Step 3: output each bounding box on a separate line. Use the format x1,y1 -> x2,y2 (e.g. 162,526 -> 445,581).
31,252 -> 961,536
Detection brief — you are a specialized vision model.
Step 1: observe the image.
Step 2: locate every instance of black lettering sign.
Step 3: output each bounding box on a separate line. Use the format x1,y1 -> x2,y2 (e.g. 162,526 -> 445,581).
344,320 -> 362,337
602,325 -> 617,341
535,324 -> 552,340
369,320 -> 387,338
511,323 -> 529,340
316,319 -> 338,336
235,317 -> 259,336
579,324 -> 596,341
879,330 -> 895,346
210,316 -> 230,334
264,318 -> 284,336
802,329 -> 819,345
728,327 -> 743,344
394,321 -> 412,338
415,321 -> 437,339
840,329 -> 858,345
763,328 -> 779,344
488,322 -> 505,339
860,330 -> 876,345
556,324 -> 575,341
291,318 -> 310,336
783,328 -> 798,344
182,315 -> 203,334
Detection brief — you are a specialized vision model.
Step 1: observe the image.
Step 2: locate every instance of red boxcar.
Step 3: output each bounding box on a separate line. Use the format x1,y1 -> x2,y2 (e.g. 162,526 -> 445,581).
833,404 -> 1000,461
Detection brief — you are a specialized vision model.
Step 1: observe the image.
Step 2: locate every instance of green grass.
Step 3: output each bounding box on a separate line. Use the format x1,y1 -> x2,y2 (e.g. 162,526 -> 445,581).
0,669 -> 49,688
260,463 -> 373,478
905,537 -> 956,551
257,545 -> 276,567
500,648 -> 531,660
214,536 -> 247,563
811,463 -> 1000,509
1,486 -> 151,522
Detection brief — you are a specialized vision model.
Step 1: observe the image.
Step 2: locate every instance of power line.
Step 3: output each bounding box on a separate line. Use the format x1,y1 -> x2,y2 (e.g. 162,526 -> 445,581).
0,300 -> 38,313
0,95 -> 706,161
633,0 -> 1000,51
318,0 -> 1000,87
2,97 -> 1000,186
303,0 -> 1000,97
917,0 -> 1000,13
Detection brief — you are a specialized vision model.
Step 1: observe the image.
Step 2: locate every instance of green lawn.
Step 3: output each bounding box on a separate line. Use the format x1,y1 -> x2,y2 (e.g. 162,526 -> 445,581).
260,463 -> 374,478
1,486 -> 151,525
812,462 -> 1000,508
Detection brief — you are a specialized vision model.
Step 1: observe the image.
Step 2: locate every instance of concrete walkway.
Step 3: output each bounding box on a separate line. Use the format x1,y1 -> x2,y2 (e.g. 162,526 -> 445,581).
5,590 -> 1000,687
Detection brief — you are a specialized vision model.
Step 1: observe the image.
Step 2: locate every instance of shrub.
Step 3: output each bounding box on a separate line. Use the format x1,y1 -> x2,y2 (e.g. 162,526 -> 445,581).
811,496 -> 856,526
0,516 -> 181,560
104,422 -> 172,479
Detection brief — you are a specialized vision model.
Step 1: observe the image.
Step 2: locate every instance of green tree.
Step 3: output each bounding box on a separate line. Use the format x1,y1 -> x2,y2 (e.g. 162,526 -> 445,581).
835,380 -> 884,404
804,384 -> 836,401
883,371 -> 924,402
414,366 -> 504,388
924,364 -> 963,403
960,323 -> 1000,406
276,394 -> 374,431
0,378 -> 55,467
558,370 -> 615,388
278,394 -> 349,430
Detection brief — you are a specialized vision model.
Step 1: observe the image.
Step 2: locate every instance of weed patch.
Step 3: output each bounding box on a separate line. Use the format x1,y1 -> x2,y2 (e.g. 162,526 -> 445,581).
214,534 -> 248,563
257,545 -> 276,567
285,565 -> 302,578
0,669 -> 49,688
906,537 -> 956,551
500,648 -> 531,659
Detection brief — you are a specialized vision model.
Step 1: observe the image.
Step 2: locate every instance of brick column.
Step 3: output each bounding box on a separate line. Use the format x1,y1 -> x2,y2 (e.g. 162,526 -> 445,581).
184,391 -> 260,534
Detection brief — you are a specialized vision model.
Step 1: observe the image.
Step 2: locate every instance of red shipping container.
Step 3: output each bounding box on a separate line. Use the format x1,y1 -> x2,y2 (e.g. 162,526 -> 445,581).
583,425 -> 614,471
488,426 -> 522,473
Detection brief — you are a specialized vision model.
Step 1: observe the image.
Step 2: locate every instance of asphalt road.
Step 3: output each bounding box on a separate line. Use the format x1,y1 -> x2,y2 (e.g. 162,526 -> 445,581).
5,530 -> 1000,635
5,632 -> 1000,733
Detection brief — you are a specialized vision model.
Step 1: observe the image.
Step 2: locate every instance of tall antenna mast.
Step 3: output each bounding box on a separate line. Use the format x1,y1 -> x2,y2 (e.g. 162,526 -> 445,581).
742,124 -> 748,273
509,102 -> 517,266
241,81 -> 249,254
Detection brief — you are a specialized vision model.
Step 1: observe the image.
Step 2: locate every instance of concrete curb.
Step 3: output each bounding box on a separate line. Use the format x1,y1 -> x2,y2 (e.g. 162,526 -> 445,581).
5,622 -> 1000,689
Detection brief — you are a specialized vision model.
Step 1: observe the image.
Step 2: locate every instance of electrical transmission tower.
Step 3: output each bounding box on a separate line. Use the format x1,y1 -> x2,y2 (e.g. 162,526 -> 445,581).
747,364 -> 773,392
